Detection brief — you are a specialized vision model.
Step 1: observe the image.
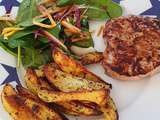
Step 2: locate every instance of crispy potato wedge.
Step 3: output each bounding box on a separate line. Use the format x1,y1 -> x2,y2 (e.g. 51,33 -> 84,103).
52,48 -> 111,88
24,69 -> 41,94
23,96 -> 64,120
25,65 -> 118,118
1,84 -> 41,120
38,88 -> 109,106
101,106 -> 118,120
44,63 -> 110,92
44,63 -> 118,116
101,99 -> 119,120
80,52 -> 103,65
35,68 -> 45,77
108,98 -> 117,112
56,101 -> 101,116
16,86 -> 68,120
16,85 -> 41,102
25,69 -> 55,94
101,98 -> 119,120
24,69 -> 101,116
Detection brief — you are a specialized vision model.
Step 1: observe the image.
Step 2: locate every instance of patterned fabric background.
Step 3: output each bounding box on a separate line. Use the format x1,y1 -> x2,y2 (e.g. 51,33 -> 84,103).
0,0 -> 160,86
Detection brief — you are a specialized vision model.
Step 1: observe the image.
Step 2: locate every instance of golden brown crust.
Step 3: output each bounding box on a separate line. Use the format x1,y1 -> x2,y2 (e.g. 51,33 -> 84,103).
103,15 -> 160,80
102,61 -> 160,80
53,48 -> 112,87
80,52 -> 103,65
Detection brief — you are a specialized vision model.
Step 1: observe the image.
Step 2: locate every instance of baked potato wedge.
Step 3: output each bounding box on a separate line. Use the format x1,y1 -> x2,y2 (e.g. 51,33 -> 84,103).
25,69 -> 55,94
80,52 -> 103,65
101,106 -> 117,120
44,63 -> 110,92
38,88 -> 109,106
52,48 -> 111,88
16,85 -> 41,102
16,86 -> 69,120
108,98 -> 118,112
56,101 -> 101,116
44,63 -> 118,117
24,69 -> 41,94
35,68 -> 45,77
101,100 -> 119,120
23,95 -> 64,120
24,69 -> 101,116
1,84 -> 41,120
100,97 -> 119,120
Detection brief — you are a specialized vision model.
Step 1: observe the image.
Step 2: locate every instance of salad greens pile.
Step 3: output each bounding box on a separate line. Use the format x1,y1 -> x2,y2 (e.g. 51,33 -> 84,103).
0,0 -> 122,68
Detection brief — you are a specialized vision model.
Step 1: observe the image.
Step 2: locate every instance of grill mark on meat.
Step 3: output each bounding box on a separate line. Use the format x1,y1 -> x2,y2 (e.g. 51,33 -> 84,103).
103,15 -> 160,77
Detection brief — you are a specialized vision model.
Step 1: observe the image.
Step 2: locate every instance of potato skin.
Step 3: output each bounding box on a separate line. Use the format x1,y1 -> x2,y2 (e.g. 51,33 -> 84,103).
81,52 -> 103,65
38,88 -> 109,106
52,48 -> 111,88
1,84 -> 41,120
23,49 -> 118,119
25,69 -> 101,116
44,63 -> 110,92
101,98 -> 119,120
43,63 -> 119,118
16,86 -> 68,120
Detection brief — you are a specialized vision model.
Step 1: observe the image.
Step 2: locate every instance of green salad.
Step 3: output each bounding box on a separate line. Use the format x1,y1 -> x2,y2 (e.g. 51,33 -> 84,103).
0,0 -> 122,68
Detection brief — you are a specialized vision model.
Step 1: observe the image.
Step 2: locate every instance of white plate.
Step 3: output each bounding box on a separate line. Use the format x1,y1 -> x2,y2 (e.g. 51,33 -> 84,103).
0,0 -> 160,120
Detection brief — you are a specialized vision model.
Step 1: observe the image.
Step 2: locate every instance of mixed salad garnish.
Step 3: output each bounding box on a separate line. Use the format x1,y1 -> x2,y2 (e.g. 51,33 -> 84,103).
0,0 -> 122,68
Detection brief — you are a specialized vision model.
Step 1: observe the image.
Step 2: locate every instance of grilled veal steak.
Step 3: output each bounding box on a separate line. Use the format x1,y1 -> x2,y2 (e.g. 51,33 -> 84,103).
102,16 -> 160,80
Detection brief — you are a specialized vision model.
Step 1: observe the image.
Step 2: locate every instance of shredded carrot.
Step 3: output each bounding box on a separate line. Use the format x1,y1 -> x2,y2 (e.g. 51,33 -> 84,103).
64,29 -> 73,36
42,30 -> 68,50
4,31 -> 16,38
59,5 -> 76,22
2,27 -> 23,38
38,5 -> 48,15
39,0 -> 56,5
70,32 -> 90,42
2,27 -> 23,34
61,20 -> 81,34
47,6 -> 69,16
71,37 -> 86,42
80,5 -> 89,19
33,5 -> 56,29
97,25 -> 104,36
33,19 -> 56,29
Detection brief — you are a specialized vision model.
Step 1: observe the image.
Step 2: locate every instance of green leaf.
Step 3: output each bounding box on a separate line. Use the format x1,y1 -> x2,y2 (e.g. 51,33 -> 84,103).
0,41 -> 17,56
81,18 -> 89,29
47,24 -> 61,38
85,0 -> 110,7
57,0 -> 122,20
57,0 -> 86,6
39,24 -> 62,43
85,0 -> 122,18
72,18 -> 94,48
107,1 -> 123,18
8,35 -> 36,48
16,0 -> 41,27
72,33 -> 94,48
22,47 -> 52,68
84,6 -> 110,20
18,17 -> 46,27
8,26 -> 37,41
